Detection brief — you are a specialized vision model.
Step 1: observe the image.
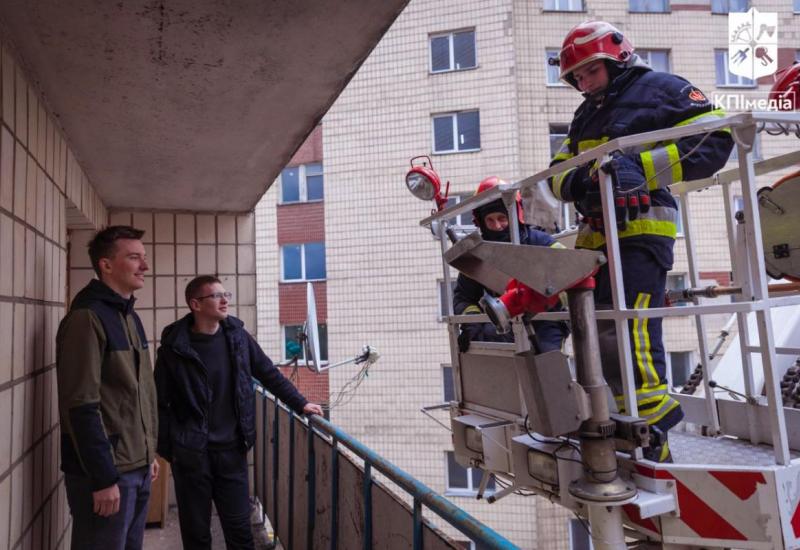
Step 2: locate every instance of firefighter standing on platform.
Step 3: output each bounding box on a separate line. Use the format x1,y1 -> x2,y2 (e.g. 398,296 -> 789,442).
454,177 -> 570,354
549,21 -> 734,461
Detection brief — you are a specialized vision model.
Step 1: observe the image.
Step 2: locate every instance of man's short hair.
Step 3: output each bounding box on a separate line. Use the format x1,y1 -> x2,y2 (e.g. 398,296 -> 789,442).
88,225 -> 145,277
185,275 -> 222,306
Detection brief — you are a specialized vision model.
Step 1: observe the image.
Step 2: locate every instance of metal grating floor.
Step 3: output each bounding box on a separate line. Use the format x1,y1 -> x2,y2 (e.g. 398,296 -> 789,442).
670,431 -> 800,467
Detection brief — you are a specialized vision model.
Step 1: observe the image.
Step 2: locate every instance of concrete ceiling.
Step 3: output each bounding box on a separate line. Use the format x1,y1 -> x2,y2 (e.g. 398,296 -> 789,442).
0,0 -> 409,211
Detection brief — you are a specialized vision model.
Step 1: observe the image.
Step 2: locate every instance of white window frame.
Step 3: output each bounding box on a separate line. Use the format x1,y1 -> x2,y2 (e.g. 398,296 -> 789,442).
637,49 -> 671,73
279,163 -> 324,205
715,49 -> 756,88
543,0 -> 584,11
432,111 -> 481,154
546,49 -> 566,86
429,29 -> 477,74
444,451 -> 495,497
282,324 -> 329,364
667,350 -> 695,387
629,0 -> 670,12
711,0 -> 748,13
280,242 -> 326,282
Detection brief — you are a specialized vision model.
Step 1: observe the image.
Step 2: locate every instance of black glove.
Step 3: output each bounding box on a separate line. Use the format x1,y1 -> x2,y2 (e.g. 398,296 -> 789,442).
601,152 -> 646,192
566,162 -> 598,202
601,153 -> 651,231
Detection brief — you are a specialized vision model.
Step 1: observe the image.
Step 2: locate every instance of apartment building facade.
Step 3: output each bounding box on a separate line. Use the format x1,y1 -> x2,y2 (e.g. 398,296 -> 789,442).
256,1 -> 800,547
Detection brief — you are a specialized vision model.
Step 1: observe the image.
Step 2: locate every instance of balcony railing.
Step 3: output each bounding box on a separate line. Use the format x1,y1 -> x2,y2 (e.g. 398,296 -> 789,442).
253,383 -> 518,549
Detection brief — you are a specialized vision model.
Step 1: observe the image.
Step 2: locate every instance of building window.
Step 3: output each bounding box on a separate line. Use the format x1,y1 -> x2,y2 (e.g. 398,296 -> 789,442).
667,273 -> 688,306
727,134 -> 762,162
445,452 -> 495,496
568,518 -> 593,550
629,0 -> 669,12
549,123 -> 569,157
444,195 -> 477,227
543,0 -> 583,11
638,49 -> 670,73
430,30 -> 477,73
669,351 -> 694,386
711,0 -> 748,13
438,279 -> 458,320
715,49 -> 755,87
284,324 -> 328,363
432,111 -> 481,154
281,242 -> 326,281
442,365 -> 455,402
280,163 -> 324,204
546,49 -> 565,86
549,123 -> 575,229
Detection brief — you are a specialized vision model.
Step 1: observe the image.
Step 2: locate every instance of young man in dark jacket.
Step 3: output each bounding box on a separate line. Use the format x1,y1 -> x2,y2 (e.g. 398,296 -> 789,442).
155,275 -> 323,549
549,21 -> 734,461
56,225 -> 159,550
454,177 -> 570,353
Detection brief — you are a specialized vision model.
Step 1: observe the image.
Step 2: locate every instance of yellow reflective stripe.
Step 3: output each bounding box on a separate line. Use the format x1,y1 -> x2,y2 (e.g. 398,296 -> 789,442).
667,143 -> 682,184
575,218 -> 678,249
632,293 -> 659,390
632,293 -> 647,389
659,440 -> 671,461
553,152 -> 572,161
642,143 -> 683,190
551,167 -> 574,200
577,137 -> 609,153
549,242 -> 566,249
614,384 -> 669,405
641,398 -> 681,426
640,150 -> 657,190
463,305 -> 482,314
639,293 -> 660,388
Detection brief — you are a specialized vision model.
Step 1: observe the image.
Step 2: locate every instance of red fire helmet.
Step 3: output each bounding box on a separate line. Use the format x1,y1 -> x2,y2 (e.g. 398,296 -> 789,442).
473,176 -> 524,223
559,21 -> 634,83
769,62 -> 800,111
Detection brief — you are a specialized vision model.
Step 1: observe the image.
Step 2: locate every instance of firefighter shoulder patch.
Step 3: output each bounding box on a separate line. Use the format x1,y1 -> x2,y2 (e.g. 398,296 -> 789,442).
683,85 -> 709,105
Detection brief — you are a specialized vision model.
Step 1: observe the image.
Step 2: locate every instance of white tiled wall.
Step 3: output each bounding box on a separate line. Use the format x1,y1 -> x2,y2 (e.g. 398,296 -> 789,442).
103,211 -> 259,359
1,37 -> 106,550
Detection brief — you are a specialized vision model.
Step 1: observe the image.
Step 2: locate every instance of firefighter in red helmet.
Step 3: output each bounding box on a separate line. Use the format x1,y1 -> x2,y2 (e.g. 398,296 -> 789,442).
549,21 -> 734,462
453,177 -> 570,354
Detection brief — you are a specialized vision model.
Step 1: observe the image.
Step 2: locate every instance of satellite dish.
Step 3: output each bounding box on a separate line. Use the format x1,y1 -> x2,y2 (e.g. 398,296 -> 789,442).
303,282 -> 323,373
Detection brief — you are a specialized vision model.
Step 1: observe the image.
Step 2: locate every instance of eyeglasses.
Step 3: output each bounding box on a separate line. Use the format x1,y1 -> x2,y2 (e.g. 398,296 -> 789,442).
195,292 -> 233,301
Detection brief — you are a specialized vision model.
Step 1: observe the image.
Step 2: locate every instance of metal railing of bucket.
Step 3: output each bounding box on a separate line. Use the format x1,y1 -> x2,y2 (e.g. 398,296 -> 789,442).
252,382 -> 518,550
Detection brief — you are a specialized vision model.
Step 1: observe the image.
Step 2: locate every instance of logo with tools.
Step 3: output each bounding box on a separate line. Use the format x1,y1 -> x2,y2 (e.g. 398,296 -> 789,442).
728,8 -> 778,81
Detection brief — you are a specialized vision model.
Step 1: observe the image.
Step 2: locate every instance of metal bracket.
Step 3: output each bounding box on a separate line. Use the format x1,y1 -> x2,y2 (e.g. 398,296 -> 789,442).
420,403 -> 453,433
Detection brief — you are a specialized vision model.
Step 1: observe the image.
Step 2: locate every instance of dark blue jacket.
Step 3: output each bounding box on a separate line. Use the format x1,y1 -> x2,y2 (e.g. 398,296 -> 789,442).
154,314 -> 308,463
453,226 -> 570,352
550,63 -> 734,270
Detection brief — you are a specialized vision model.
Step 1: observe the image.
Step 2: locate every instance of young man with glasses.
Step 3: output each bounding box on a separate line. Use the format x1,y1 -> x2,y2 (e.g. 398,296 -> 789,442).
155,275 -> 323,549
